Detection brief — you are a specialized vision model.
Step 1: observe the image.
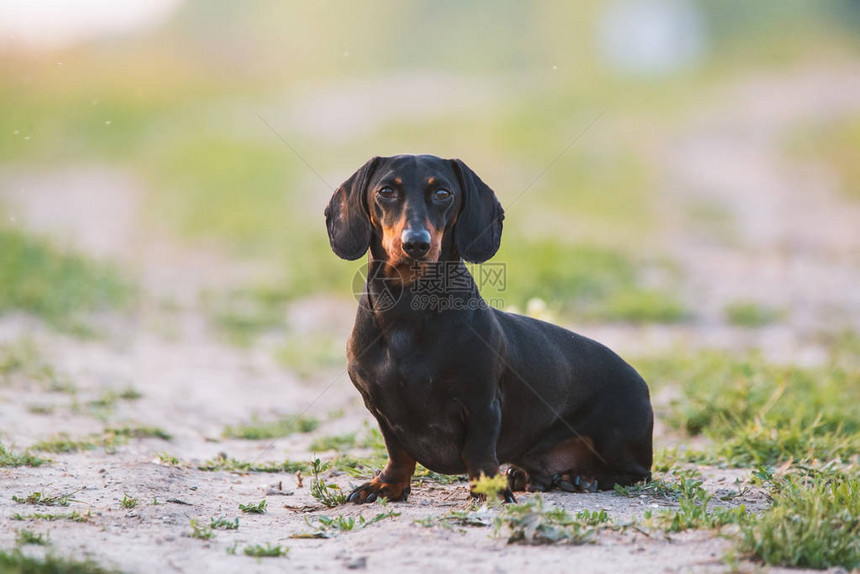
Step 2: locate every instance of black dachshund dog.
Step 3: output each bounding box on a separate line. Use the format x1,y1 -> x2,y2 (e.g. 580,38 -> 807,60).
325,154 -> 653,503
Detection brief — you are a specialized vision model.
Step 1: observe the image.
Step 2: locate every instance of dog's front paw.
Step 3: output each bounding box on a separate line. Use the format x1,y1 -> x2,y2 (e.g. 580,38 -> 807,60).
506,466 -> 528,492
347,475 -> 411,504
470,485 -> 517,504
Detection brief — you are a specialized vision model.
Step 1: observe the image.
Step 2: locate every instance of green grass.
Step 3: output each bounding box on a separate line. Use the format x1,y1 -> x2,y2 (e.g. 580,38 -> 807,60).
242,543 -> 288,558
28,426 -> 171,456
146,136 -> 299,254
117,387 -> 143,401
640,476 -> 749,533
120,494 -> 138,509
634,351 -> 860,467
494,495 -> 608,545
238,499 -> 267,514
309,433 -> 357,453
616,465 -> 752,535
477,240 -> 688,324
740,466 -> 860,570
325,452 -> 463,485
716,419 -> 859,468
0,227 -> 134,334
12,490 -> 75,507
188,519 -> 214,540
86,390 -> 123,411
0,443 -> 47,468
222,414 -> 319,440
414,465 -> 465,485
210,516 -> 239,530
15,529 -> 50,546
600,288 -> 688,324
30,435 -> 97,454
157,452 -> 181,466
326,454 -> 384,478
324,427 -> 444,482
310,458 -> 346,507
816,329 -> 860,374
0,549 -> 116,574
724,301 -> 783,327
197,455 -> 308,474
297,509 -> 401,538
486,240 -> 637,312
614,466 -> 702,500
105,426 -> 172,441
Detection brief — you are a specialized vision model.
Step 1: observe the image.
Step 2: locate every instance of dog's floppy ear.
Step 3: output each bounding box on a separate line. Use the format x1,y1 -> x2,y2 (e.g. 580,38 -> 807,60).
325,157 -> 381,260
451,159 -> 504,263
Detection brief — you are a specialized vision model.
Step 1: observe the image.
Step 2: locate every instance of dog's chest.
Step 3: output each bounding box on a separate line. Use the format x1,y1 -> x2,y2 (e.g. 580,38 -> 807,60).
353,332 -> 467,472
369,329 -> 440,392
386,326 -> 417,365
350,323 -> 459,410
346,316 -> 486,474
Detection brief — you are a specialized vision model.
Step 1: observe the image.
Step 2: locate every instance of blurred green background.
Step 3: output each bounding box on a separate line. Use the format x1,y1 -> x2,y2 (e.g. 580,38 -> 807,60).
1,0 -> 859,342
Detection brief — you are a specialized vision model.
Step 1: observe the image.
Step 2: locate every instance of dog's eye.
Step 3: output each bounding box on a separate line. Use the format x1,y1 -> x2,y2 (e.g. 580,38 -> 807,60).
377,187 -> 396,199
434,189 -> 452,200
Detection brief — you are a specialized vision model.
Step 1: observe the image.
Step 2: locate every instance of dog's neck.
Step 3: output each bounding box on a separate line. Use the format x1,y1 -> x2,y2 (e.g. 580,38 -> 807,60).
362,252 -> 481,323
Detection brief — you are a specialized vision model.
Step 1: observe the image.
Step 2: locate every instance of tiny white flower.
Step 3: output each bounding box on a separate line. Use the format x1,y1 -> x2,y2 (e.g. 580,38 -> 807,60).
527,298 -> 547,315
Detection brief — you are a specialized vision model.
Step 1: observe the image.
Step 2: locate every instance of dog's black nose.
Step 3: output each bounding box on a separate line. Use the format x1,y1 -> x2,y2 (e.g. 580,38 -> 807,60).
401,228 -> 431,258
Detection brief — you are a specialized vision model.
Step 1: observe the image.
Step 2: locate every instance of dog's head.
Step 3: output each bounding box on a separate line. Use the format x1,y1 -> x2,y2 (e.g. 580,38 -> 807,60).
325,155 -> 504,275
